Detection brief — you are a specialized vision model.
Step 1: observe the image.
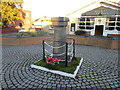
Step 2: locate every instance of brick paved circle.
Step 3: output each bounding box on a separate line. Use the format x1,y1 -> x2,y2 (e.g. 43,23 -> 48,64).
1,45 -> 119,89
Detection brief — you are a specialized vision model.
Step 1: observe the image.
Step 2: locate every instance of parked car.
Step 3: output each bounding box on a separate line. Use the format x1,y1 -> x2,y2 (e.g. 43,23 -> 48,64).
29,28 -> 37,33
18,28 -> 29,33
18,28 -> 37,33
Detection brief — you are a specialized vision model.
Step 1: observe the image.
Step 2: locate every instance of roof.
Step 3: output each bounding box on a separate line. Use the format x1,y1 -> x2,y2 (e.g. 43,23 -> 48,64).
66,0 -> 120,17
34,17 -> 51,22
82,6 -> 119,16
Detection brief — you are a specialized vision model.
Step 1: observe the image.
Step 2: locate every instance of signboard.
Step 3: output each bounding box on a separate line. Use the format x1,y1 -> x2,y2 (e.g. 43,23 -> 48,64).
95,18 -> 106,25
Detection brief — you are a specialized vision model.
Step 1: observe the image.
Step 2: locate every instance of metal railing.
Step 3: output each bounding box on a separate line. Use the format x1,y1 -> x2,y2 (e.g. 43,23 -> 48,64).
43,38 -> 75,67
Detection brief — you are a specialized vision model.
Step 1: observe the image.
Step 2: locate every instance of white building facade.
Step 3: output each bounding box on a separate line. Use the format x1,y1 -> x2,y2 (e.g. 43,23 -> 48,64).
67,0 -> 120,36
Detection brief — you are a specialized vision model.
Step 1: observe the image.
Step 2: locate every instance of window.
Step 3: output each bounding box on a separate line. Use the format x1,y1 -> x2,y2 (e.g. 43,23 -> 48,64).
86,22 -> 90,25
117,22 -> 120,26
86,27 -> 94,29
79,26 -> 85,29
79,22 -> 85,25
109,22 -> 115,26
117,17 -> 120,21
108,27 -> 114,30
86,18 -> 90,21
71,23 -> 75,32
109,17 -> 115,21
117,17 -> 120,26
80,18 -> 85,21
116,27 -> 120,31
78,17 -> 94,30
105,17 -> 118,31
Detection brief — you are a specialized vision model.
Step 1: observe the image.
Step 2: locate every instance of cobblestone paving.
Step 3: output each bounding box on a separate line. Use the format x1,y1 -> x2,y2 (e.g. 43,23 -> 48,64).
1,45 -> 119,90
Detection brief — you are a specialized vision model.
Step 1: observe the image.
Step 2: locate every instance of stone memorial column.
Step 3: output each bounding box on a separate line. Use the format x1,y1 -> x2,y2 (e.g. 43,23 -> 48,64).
51,17 -> 69,59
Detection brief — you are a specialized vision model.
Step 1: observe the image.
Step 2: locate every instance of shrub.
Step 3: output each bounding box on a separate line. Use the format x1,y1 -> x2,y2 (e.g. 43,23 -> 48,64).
17,30 -> 49,38
17,32 -> 29,38
75,30 -> 86,35
37,30 -> 49,36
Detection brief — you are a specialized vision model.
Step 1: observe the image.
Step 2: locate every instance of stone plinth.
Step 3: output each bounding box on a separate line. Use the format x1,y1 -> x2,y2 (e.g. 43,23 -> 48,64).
51,17 -> 69,59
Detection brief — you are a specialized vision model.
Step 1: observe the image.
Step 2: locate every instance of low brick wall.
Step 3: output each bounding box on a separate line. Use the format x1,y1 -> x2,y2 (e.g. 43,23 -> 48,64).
1,35 -> 53,46
111,39 -> 120,50
1,28 -> 19,33
18,36 -> 53,46
1,35 -> 120,50
68,36 -> 119,50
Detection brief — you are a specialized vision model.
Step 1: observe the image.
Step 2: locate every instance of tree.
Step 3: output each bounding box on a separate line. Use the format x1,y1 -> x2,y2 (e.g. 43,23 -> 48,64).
1,2 -> 23,27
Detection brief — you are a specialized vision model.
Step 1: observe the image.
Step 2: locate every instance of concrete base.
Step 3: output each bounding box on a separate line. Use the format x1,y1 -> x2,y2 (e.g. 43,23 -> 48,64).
31,58 -> 83,79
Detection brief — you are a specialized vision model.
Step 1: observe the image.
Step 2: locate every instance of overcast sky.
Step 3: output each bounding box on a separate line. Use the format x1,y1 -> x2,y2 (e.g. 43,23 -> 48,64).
23,0 -> 120,20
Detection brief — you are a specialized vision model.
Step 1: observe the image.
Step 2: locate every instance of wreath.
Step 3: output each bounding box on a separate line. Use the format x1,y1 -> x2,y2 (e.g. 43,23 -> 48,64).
46,58 -> 59,65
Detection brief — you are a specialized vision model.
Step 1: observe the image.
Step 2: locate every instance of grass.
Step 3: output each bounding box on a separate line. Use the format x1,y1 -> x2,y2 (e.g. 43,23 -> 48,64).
33,57 -> 81,74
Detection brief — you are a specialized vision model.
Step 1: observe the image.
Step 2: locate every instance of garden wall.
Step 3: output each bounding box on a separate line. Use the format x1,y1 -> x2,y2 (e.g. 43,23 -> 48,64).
68,36 -> 119,50
1,27 -> 19,33
2,35 -> 53,46
2,35 -> 120,50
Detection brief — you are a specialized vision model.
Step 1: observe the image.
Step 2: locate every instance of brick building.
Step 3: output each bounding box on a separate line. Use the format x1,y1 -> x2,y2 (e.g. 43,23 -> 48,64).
33,16 -> 54,33
2,9 -> 32,33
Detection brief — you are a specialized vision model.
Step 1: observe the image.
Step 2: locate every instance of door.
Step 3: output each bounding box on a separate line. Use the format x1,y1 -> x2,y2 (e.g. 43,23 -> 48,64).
71,23 -> 75,32
95,25 -> 104,36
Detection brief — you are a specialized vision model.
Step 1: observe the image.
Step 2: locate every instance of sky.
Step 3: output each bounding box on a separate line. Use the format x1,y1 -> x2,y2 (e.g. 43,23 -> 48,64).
23,0 -> 120,20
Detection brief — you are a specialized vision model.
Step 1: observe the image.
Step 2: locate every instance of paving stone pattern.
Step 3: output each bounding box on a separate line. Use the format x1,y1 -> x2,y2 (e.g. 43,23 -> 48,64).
1,45 -> 119,89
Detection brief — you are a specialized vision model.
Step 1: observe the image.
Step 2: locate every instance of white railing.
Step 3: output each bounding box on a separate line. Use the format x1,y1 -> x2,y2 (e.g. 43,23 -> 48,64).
43,39 -> 75,62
